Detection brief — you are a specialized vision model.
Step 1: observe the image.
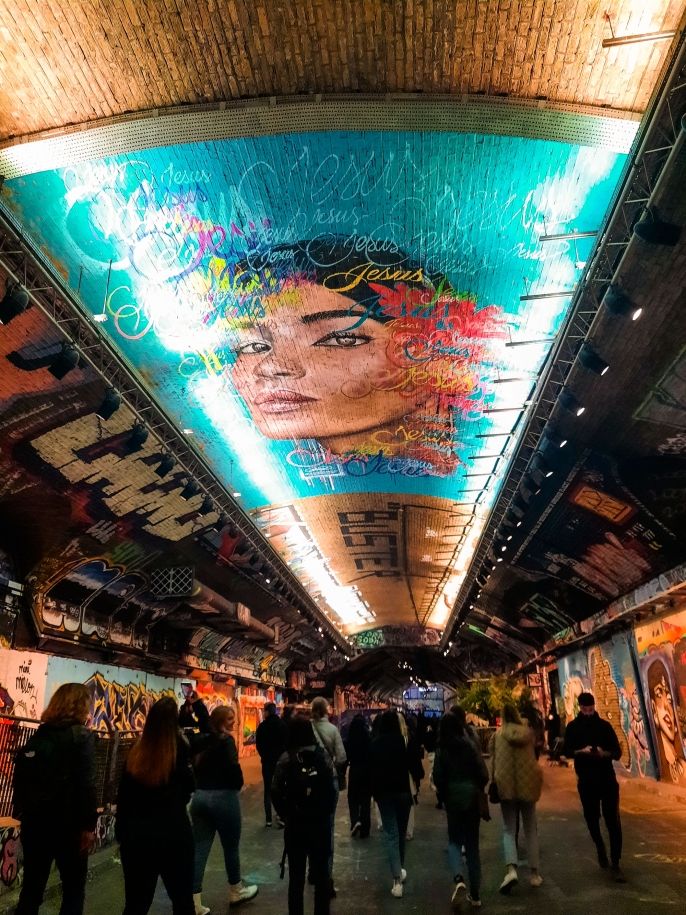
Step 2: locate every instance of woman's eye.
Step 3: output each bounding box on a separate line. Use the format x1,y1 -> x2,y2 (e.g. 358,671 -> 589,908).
314,331 -> 371,348
235,341 -> 271,355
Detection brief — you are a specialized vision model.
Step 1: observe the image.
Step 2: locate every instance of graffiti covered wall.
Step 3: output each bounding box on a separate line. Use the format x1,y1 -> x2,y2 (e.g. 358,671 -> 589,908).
556,632 -> 657,778
635,609 -> 686,786
44,656 -> 188,731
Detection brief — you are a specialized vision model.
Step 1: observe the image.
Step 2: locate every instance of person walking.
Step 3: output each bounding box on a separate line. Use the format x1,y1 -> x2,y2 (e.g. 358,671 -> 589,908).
189,705 -> 258,914
256,702 -> 286,828
402,714 -> 424,840
116,697 -> 195,915
563,691 -> 625,881
344,714 -> 372,838
13,683 -> 97,915
370,710 -> 413,898
433,711 -> 489,909
272,715 -> 337,915
310,697 -> 346,896
489,702 -> 544,894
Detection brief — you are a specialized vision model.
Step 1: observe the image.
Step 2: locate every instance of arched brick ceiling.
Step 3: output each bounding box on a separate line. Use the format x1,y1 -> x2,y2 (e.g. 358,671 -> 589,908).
0,0 -> 683,140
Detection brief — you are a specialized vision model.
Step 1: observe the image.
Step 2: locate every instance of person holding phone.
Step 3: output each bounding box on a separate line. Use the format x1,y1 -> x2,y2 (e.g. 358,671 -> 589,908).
563,692 -> 625,881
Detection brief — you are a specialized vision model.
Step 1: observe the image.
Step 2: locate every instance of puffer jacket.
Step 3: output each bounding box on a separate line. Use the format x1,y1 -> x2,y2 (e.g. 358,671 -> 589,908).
489,723 -> 543,803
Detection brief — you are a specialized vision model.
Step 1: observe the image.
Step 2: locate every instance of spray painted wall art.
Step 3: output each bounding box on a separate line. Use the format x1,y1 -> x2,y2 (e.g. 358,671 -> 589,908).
635,610 -> 686,786
5,130 -> 627,630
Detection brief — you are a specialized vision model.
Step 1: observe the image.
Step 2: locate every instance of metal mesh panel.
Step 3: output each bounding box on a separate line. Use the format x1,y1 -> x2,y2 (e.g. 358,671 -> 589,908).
149,566 -> 194,597
0,718 -> 38,817
0,718 -> 142,816
0,98 -> 639,179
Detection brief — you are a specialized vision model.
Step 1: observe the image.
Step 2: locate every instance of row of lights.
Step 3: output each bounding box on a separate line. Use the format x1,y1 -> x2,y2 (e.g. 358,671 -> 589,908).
443,215 -> 681,646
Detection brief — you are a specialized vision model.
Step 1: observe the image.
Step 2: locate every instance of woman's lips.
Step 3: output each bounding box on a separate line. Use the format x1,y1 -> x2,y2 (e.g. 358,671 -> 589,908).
254,389 -> 318,413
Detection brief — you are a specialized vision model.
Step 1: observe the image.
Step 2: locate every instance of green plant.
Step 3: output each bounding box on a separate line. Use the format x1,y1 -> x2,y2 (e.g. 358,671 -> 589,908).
457,676 -> 517,724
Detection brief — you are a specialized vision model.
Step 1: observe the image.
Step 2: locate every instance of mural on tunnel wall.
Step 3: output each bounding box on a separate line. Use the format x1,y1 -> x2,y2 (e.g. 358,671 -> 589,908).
635,610 -> 686,786
3,130 -> 628,630
556,632 -> 657,779
518,452 -> 682,602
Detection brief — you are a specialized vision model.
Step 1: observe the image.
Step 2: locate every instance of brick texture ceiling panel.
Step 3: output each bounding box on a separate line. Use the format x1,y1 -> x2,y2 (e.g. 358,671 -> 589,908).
0,0 -> 683,140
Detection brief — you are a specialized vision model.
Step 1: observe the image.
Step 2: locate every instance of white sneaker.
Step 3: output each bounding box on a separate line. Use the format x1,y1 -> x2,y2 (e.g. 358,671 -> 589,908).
400,868 -> 407,883
391,880 -> 404,898
451,880 -> 467,909
499,866 -> 518,894
351,820 -> 362,837
467,895 -> 482,908
530,873 -> 544,887
229,881 -> 258,905
193,894 -> 210,915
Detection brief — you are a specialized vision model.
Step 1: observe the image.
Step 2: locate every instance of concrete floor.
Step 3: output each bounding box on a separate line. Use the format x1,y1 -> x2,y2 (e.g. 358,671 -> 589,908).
45,756 -> 686,914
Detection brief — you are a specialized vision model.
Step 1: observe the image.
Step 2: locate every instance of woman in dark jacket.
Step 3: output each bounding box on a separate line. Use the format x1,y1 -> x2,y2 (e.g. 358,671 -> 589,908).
344,714 -> 372,838
14,683 -> 97,915
190,705 -> 257,914
116,697 -> 195,915
370,711 -> 413,898
432,712 -> 489,909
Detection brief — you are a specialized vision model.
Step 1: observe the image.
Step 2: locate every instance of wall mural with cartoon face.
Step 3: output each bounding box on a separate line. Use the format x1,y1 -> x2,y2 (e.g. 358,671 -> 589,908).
3,129 -> 629,632
635,610 -> 686,786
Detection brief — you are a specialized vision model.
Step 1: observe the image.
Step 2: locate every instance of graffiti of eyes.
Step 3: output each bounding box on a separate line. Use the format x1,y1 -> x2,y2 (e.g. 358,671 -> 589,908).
235,331 -> 372,355
313,331 -> 372,348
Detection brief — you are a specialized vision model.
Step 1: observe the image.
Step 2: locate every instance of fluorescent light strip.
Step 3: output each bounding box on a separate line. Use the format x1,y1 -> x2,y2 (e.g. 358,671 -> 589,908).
602,30 -> 675,48
539,230 -> 597,242
520,290 -> 575,301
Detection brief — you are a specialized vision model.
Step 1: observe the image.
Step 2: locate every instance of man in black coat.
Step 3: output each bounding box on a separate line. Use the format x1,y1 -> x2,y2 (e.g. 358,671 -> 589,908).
256,702 -> 286,827
563,692 -> 625,881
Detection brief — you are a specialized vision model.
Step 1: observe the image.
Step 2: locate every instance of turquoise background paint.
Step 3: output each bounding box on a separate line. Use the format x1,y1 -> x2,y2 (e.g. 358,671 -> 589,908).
5,131 -> 627,510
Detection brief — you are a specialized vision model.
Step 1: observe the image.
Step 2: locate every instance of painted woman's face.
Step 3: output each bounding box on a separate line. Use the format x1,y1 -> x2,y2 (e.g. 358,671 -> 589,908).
229,285 -> 427,447
651,674 -> 676,743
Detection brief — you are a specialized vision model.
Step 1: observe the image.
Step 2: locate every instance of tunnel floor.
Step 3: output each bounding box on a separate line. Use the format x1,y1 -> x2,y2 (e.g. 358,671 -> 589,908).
52,757 -> 686,914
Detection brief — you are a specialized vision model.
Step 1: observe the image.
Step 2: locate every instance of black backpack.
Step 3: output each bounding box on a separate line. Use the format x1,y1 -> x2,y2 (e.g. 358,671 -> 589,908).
284,746 -> 331,820
13,724 -> 81,819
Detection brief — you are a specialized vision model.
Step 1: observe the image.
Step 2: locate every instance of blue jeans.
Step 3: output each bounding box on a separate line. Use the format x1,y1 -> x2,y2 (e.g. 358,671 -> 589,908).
500,799 -> 539,870
190,788 -> 242,890
377,793 -> 412,880
446,806 -> 481,898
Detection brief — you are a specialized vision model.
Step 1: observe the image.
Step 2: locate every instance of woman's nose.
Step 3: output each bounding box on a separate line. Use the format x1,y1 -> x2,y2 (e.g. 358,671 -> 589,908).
255,352 -> 305,378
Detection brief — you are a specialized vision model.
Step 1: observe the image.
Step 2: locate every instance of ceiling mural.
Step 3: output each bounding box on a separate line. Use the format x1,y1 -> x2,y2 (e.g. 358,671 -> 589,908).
4,129 -> 631,633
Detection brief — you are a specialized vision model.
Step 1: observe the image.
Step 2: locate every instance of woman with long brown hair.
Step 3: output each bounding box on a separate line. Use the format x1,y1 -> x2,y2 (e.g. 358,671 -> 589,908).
14,682 -> 97,915
189,705 -> 257,914
116,696 -> 195,914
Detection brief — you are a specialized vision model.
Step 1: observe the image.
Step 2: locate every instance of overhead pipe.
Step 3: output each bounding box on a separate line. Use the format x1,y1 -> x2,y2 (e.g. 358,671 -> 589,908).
187,582 -> 275,641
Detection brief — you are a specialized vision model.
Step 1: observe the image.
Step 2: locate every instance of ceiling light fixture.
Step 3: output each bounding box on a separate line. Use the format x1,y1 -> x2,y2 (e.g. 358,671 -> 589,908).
579,343 -> 609,376
0,284 -> 30,325
602,29 -> 676,48
48,342 -> 80,379
180,479 -> 200,501
125,422 -> 148,453
539,230 -> 597,243
95,388 -> 121,421
633,207 -> 681,246
155,453 -> 176,477
520,290 -> 575,302
559,388 -> 585,416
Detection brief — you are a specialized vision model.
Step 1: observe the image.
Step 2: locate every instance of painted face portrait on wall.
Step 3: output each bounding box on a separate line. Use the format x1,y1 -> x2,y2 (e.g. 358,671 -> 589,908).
646,657 -> 686,785
222,240 -> 504,473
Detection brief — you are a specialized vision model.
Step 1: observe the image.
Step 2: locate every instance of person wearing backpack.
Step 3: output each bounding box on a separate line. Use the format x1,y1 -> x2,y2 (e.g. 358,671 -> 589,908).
271,715 -> 336,915
13,682 -> 97,915
189,705 -> 258,914
116,696 -> 196,915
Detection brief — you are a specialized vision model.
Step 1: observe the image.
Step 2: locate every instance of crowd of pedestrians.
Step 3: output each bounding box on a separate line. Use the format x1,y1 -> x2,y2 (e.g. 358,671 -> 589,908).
11,683 -> 626,914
